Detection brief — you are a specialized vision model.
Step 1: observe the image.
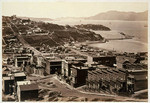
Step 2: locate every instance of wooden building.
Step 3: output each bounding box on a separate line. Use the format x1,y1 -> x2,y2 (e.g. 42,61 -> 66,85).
70,65 -> 89,87
2,67 -> 11,77
14,55 -> 31,67
85,66 -> 127,94
33,66 -> 45,76
17,83 -> 39,101
61,60 -> 85,79
2,76 -> 14,94
46,59 -> 62,74
88,56 -> 116,67
127,69 -> 147,92
14,72 -> 26,82
33,55 -> 44,66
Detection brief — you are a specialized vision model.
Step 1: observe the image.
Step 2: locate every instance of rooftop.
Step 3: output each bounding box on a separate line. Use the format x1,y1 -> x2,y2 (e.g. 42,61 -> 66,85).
14,72 -> 26,77
15,56 -> 30,59
17,81 -> 31,86
48,59 -> 62,62
134,75 -> 147,81
116,56 -> 137,64
19,84 -> 39,91
67,60 -> 80,64
72,65 -> 89,70
127,69 -> 147,73
3,76 -> 14,80
97,65 -> 108,69
3,67 -> 10,72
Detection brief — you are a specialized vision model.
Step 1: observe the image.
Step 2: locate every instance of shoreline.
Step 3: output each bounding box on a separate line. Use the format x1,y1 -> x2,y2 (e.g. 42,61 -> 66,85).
87,39 -> 148,53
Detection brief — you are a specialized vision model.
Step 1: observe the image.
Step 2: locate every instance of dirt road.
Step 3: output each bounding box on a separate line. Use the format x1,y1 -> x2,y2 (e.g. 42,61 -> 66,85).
36,75 -> 147,102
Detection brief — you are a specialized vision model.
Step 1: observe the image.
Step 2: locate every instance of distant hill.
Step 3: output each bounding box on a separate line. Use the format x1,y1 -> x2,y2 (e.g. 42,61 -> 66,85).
75,24 -> 111,31
19,16 -> 53,21
86,10 -> 148,21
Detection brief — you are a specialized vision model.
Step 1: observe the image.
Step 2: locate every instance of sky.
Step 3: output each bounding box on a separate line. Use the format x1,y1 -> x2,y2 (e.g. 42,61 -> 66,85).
2,1 -> 148,19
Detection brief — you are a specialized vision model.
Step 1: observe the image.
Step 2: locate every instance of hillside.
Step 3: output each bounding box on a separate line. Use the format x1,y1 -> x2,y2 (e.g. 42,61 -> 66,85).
75,24 -> 111,31
23,22 -> 104,47
87,10 -> 148,21
19,16 -> 53,22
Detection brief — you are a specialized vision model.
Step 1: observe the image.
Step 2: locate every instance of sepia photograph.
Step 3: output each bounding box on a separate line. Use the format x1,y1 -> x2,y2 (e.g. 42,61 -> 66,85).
1,0 -> 148,102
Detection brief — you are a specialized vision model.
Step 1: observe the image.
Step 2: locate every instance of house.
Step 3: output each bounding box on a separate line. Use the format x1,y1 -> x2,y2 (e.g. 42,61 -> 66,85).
70,65 -> 89,87
26,30 -> 33,35
11,15 -> 17,20
2,76 -> 14,94
33,66 -> 45,76
59,56 -> 87,80
127,69 -> 147,92
122,63 -> 147,70
60,60 -> 83,82
84,63 -> 147,94
17,82 -> 39,101
14,72 -> 26,82
10,66 -> 22,73
33,55 -> 44,66
3,48 -> 14,54
21,19 -> 31,25
33,27 -> 42,33
46,59 -> 62,74
140,60 -> 148,65
2,67 -> 11,77
116,56 -> 138,69
137,52 -> 148,58
16,81 -> 31,95
14,55 -> 31,67
85,66 -> 127,94
88,56 -> 116,67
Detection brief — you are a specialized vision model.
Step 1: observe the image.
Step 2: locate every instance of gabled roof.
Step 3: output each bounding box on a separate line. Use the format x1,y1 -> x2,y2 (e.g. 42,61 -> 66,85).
3,68 -> 10,71
117,56 -> 137,64
3,67 -> 10,74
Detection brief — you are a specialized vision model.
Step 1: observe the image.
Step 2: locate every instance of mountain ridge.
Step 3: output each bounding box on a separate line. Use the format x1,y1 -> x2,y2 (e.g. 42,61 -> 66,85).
86,10 -> 148,21
17,10 -> 148,21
